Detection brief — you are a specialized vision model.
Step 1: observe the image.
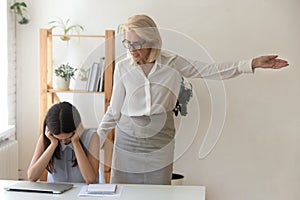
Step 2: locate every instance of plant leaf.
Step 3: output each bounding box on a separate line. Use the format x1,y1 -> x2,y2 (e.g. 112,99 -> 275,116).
20,2 -> 27,7
48,20 -> 58,24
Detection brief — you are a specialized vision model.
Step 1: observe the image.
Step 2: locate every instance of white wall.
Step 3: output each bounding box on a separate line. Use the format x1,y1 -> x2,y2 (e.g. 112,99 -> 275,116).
15,0 -> 300,199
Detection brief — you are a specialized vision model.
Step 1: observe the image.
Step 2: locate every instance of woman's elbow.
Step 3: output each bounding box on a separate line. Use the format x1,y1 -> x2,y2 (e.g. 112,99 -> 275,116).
85,177 -> 96,185
85,180 -> 94,185
27,174 -> 38,182
27,170 -> 39,182
84,174 -> 98,185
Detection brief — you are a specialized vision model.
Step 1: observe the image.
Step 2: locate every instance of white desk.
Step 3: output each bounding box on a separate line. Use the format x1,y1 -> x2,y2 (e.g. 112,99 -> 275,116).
0,180 -> 205,200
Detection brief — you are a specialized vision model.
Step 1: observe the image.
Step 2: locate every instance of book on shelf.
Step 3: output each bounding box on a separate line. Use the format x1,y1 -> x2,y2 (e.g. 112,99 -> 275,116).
85,57 -> 105,92
86,62 -> 100,92
97,57 -> 105,92
85,68 -> 91,91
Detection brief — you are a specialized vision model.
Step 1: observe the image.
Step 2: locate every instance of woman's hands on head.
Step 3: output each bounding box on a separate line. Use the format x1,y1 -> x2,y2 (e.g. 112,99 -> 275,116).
252,55 -> 289,70
45,127 -> 59,147
71,122 -> 84,144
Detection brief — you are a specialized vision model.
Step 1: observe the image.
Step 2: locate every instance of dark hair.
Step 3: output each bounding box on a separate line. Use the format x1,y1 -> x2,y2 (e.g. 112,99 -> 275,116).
43,102 -> 82,173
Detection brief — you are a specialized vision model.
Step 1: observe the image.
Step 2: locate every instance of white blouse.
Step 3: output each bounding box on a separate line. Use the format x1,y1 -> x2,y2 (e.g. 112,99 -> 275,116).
98,50 -> 253,147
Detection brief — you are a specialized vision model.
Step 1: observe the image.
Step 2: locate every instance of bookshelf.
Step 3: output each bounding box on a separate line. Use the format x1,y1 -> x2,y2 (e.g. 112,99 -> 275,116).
39,29 -> 115,183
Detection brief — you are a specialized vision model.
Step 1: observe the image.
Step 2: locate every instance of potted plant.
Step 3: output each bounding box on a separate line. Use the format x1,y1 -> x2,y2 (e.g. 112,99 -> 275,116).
48,18 -> 84,41
54,62 -> 77,90
10,1 -> 30,24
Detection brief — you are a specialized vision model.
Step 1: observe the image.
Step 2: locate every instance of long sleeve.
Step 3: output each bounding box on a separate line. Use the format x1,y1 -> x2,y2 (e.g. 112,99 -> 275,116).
97,64 -> 125,149
168,53 -> 253,79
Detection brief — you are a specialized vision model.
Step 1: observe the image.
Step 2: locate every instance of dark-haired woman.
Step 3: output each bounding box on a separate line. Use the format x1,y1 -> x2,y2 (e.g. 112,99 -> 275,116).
27,102 -> 99,184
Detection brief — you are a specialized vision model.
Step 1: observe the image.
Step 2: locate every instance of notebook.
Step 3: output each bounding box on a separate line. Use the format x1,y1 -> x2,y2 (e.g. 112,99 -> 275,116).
87,184 -> 117,194
4,181 -> 73,194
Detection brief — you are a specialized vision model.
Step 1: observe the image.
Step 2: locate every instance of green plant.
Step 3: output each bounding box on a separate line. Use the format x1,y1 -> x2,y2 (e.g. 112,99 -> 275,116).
48,18 -> 84,41
10,1 -> 29,24
54,63 -> 77,81
117,24 -> 124,34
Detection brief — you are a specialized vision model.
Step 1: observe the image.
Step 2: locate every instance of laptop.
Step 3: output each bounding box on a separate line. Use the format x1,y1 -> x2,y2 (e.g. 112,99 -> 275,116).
4,181 -> 73,194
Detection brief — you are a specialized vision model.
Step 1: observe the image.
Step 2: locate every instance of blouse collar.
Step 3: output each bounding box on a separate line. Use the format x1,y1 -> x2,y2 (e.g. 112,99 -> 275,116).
60,142 -> 73,151
129,53 -> 162,69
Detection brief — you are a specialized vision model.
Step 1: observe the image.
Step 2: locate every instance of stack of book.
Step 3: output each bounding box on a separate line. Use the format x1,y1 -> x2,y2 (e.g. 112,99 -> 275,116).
85,57 -> 105,92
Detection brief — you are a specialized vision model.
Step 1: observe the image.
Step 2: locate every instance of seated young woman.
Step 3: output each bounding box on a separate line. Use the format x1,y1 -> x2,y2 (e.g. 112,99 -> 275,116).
27,102 -> 100,184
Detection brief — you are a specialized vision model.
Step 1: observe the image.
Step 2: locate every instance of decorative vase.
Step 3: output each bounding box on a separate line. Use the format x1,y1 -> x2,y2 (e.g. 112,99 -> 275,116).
54,77 -> 70,90
60,35 -> 71,41
16,9 -> 30,25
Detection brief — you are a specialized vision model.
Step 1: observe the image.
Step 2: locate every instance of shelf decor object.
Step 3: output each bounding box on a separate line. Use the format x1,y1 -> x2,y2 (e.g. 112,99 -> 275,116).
10,1 -> 30,25
48,18 -> 84,41
54,62 -> 77,90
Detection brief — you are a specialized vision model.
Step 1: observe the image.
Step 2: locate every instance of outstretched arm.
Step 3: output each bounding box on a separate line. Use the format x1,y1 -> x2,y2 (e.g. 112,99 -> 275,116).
27,130 -> 58,181
252,55 -> 289,70
173,52 -> 289,79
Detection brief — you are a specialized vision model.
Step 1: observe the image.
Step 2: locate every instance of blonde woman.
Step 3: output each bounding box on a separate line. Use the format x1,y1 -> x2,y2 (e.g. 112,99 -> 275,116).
98,14 -> 289,185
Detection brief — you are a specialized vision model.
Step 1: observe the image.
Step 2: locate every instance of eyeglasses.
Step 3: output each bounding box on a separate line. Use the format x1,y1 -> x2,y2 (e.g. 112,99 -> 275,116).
122,39 -> 145,50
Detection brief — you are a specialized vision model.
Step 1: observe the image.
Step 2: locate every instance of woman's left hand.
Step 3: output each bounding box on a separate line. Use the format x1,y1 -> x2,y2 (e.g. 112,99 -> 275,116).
71,123 -> 84,144
71,131 -> 80,144
252,55 -> 289,70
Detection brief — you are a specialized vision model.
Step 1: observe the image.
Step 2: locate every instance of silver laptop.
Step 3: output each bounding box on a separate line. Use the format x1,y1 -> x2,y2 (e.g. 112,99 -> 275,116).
4,181 -> 73,194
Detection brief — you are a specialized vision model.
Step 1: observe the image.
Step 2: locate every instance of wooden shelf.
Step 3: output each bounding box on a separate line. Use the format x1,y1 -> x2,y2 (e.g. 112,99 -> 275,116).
51,34 -> 106,38
40,29 -> 115,183
47,89 -> 104,94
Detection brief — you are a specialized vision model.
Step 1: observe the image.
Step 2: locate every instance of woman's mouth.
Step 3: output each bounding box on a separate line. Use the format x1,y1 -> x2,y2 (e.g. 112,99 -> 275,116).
131,52 -> 140,60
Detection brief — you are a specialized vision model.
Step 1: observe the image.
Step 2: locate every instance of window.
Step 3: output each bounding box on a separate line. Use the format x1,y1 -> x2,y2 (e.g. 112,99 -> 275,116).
0,1 -> 16,141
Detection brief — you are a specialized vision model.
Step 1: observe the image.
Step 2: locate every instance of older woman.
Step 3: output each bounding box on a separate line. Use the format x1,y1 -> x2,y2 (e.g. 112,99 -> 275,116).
98,14 -> 288,185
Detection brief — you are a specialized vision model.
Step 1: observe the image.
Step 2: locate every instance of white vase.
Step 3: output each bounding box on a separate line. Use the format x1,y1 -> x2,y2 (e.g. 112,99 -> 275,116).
54,77 -> 70,90
16,9 -> 30,25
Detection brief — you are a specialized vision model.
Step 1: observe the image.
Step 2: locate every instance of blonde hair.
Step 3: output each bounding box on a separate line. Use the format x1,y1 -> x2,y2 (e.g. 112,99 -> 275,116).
122,14 -> 162,62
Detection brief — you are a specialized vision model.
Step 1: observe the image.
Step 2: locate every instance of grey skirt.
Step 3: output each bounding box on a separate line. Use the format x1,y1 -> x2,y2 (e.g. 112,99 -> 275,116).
110,111 -> 175,185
